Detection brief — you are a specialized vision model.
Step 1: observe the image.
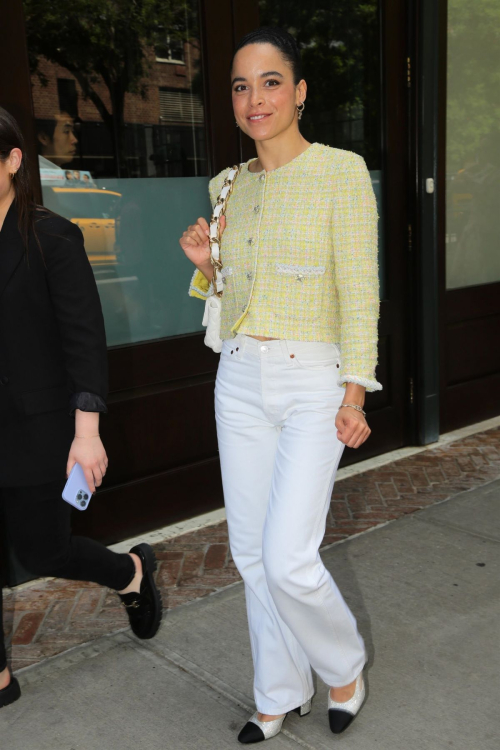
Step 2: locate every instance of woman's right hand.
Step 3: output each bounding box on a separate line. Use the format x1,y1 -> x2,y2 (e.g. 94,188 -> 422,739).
179,215 -> 226,269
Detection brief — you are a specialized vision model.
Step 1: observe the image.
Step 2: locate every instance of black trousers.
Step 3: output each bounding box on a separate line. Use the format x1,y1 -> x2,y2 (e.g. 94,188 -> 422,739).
0,480 -> 135,671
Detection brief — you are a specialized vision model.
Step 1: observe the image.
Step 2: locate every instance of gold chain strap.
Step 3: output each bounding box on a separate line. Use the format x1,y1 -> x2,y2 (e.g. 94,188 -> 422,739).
209,164 -> 243,298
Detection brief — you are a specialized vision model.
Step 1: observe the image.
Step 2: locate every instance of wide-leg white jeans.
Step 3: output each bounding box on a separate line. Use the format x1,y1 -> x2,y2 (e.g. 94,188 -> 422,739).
214,333 -> 366,715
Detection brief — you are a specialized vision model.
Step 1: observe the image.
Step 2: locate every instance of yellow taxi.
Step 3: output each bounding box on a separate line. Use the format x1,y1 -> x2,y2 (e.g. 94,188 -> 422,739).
41,186 -> 121,267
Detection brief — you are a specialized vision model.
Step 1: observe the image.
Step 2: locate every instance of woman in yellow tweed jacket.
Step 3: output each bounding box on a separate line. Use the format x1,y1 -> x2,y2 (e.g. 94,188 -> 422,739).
180,27 -> 381,744
188,145 -> 381,393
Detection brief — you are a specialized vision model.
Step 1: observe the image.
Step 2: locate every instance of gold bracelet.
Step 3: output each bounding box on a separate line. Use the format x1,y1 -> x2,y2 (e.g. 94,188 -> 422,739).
339,403 -> 367,417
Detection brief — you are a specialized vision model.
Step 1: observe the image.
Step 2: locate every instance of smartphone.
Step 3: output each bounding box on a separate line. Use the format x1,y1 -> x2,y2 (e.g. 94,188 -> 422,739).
62,463 -> 92,511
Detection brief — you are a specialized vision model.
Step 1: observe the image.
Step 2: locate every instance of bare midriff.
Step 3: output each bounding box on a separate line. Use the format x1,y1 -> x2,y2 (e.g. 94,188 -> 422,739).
247,335 -> 279,341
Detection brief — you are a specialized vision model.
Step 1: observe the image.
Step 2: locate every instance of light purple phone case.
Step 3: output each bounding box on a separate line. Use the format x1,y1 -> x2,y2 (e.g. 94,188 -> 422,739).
62,463 -> 92,511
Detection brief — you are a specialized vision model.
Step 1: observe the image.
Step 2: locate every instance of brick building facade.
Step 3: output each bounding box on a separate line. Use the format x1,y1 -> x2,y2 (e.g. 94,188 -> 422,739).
32,39 -> 206,179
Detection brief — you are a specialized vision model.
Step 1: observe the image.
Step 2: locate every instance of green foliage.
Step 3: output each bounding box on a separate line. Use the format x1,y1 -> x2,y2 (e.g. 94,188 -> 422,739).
258,0 -> 380,164
24,0 -> 199,174
24,0 -> 198,122
25,0 -> 185,93
447,0 -> 500,169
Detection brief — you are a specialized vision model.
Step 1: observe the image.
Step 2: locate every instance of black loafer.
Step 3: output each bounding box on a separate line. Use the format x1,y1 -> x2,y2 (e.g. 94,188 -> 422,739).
0,671 -> 21,709
118,543 -> 163,639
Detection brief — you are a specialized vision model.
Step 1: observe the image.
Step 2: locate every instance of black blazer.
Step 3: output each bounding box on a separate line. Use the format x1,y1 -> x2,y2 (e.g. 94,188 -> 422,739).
0,201 -> 108,487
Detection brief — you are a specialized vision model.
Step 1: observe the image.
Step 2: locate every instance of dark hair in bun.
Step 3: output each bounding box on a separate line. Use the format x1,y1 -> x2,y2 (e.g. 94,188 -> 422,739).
232,26 -> 303,85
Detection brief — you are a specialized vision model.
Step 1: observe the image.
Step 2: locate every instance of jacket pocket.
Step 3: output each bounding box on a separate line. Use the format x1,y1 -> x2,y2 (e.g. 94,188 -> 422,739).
20,384 -> 69,416
272,263 -> 327,323
275,263 -> 326,280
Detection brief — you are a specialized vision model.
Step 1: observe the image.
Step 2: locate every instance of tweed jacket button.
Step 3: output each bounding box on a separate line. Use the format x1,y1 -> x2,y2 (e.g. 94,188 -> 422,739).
246,272 -> 252,280
247,237 -> 253,245
253,205 -> 260,213
259,174 -> 265,182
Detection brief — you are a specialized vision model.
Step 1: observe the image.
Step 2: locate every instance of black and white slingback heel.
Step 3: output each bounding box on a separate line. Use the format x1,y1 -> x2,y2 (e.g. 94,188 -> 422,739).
238,698 -> 312,744
328,672 -> 366,734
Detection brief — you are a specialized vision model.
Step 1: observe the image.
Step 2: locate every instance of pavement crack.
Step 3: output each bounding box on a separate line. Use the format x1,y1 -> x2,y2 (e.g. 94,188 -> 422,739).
412,514 -> 500,543
125,638 -> 317,748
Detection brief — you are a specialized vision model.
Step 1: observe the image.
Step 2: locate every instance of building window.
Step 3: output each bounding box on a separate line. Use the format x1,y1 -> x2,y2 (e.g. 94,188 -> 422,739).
155,30 -> 185,63
159,88 -> 204,125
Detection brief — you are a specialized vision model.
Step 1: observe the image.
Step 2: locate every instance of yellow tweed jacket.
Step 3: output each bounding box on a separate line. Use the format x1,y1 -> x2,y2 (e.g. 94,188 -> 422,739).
189,142 -> 382,392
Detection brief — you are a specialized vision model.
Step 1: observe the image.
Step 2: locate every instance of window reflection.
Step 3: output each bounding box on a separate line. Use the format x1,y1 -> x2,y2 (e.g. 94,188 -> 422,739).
446,1 -> 500,289
26,0 -> 206,179
258,1 -> 381,166
36,112 -> 78,167
25,0 -> 209,345
258,1 -> 385,296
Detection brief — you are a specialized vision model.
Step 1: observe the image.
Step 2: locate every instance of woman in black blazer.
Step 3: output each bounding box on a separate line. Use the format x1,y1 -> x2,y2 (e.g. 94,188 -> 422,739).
0,107 -> 162,708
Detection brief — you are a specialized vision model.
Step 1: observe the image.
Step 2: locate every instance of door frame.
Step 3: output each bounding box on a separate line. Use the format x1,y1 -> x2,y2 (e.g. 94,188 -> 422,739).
433,0 -> 500,434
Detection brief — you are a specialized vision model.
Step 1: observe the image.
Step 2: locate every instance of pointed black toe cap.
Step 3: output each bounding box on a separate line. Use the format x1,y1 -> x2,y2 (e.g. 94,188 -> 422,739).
328,709 -> 355,734
238,721 -> 266,744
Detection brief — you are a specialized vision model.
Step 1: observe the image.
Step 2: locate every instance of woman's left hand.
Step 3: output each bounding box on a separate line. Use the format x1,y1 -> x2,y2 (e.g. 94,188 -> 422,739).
335,407 -> 371,449
66,436 -> 108,494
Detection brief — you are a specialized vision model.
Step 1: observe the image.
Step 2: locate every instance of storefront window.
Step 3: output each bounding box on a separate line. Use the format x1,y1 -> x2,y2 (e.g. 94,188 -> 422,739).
446,0 -> 500,290
24,0 -> 209,345
259,1 -> 386,298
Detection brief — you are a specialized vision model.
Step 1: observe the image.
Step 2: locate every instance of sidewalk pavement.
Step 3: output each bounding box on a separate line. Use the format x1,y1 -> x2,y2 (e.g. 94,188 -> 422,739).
4,424 -> 500,673
1,475 -> 499,749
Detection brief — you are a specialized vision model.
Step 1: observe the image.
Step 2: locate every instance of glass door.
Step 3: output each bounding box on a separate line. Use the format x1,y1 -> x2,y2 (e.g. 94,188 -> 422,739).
257,0 -> 411,457
258,1 -> 386,298
441,0 -> 500,431
25,0 -> 210,346
18,0 -> 233,544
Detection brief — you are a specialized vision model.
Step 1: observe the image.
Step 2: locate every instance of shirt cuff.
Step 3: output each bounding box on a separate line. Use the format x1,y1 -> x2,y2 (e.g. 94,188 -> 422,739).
70,392 -> 108,416
338,374 -> 383,393
188,268 -> 213,299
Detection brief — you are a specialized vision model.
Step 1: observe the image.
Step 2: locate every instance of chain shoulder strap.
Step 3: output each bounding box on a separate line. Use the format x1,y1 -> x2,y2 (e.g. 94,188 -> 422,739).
209,164 -> 244,297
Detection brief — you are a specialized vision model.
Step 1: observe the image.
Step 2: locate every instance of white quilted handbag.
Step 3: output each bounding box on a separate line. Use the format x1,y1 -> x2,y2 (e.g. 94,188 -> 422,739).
202,164 -> 243,353
202,295 -> 224,353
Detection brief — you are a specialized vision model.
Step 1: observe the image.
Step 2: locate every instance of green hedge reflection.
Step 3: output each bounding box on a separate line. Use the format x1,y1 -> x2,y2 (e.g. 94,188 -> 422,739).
258,1 -> 381,169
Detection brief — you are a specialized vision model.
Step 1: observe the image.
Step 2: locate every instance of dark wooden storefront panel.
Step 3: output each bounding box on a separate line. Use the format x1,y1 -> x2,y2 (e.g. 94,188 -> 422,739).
341,0 -> 412,455
441,282 -> 500,432
73,457 -> 223,546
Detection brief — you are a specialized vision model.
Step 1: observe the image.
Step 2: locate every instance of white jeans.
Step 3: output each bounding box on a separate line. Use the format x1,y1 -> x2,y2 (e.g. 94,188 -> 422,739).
214,333 -> 366,715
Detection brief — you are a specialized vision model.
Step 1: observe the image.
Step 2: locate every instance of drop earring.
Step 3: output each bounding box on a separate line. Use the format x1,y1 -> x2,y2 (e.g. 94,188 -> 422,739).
297,101 -> 305,120
235,121 -> 239,128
